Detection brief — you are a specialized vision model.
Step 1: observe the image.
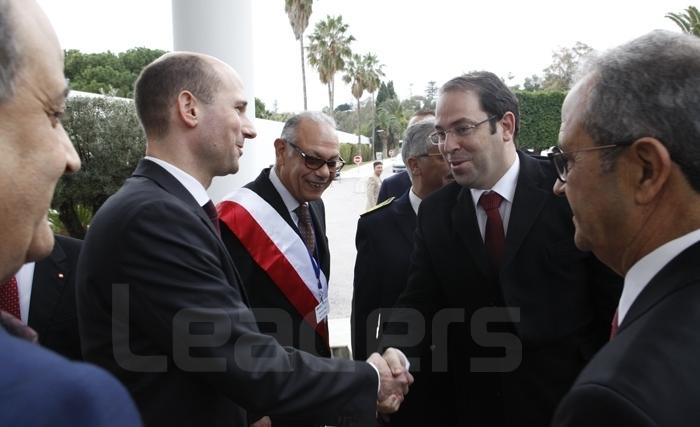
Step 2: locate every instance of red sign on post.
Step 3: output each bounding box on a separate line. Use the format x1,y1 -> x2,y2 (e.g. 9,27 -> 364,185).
353,155 -> 362,165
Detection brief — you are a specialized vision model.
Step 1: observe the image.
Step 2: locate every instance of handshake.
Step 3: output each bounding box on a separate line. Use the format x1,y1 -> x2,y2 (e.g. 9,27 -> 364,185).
367,347 -> 414,414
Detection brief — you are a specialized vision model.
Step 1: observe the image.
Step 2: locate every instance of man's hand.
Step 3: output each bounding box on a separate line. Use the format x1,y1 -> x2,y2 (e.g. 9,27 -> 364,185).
0,310 -> 38,343
367,348 -> 414,414
249,416 -> 271,427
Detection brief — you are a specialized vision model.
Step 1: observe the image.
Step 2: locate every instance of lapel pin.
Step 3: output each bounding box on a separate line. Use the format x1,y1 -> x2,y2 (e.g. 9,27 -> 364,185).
58,273 -> 64,279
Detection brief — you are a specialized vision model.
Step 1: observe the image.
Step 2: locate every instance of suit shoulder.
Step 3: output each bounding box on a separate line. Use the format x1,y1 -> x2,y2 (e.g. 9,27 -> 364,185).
360,196 -> 394,218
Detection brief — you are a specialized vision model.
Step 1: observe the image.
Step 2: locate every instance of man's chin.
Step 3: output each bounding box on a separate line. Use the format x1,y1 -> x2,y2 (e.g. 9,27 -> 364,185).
25,223 -> 55,262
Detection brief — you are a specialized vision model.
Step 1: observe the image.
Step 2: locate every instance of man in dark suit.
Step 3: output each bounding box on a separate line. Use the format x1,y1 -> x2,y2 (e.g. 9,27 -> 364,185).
219,111 -> 340,360
0,1 -> 141,425
77,52 -> 412,427
380,71 -> 621,427
551,30 -> 700,427
13,235 -> 83,359
353,120 -> 453,426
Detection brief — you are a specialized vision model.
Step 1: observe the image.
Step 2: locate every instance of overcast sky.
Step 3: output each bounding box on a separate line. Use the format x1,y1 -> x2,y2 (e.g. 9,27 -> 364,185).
37,0 -> 686,113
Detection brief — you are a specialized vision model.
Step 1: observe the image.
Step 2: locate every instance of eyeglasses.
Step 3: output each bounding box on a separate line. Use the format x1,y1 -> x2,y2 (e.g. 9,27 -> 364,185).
548,141 -> 634,183
428,115 -> 497,145
415,152 -> 445,160
287,141 -> 345,172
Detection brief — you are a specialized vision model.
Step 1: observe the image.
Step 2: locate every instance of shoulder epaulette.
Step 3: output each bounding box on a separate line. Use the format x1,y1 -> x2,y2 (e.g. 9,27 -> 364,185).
360,196 -> 395,217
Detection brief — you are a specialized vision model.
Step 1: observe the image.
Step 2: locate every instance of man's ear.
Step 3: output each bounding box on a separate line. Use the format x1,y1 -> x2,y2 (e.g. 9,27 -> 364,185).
274,138 -> 286,166
406,157 -> 420,177
629,138 -> 672,205
177,90 -> 199,128
500,111 -> 516,143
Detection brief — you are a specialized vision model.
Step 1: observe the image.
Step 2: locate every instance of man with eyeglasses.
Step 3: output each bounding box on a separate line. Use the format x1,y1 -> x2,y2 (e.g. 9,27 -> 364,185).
218,112 -> 342,362
352,119 -> 453,426
379,71 -> 621,426
550,30 -> 700,427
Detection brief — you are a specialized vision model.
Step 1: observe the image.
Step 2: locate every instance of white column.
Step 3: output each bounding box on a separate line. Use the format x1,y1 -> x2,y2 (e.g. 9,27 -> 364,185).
172,0 -> 275,201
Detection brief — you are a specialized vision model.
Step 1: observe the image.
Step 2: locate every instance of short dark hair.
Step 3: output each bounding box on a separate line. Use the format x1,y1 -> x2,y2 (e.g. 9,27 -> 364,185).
0,0 -> 20,105
577,30 -> 700,192
134,54 -> 221,138
439,71 -> 520,141
373,161 -> 383,168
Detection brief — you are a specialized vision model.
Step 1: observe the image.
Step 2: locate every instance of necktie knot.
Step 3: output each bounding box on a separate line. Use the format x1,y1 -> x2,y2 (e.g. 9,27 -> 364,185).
295,203 -> 316,254
203,200 -> 221,236
479,191 -> 503,211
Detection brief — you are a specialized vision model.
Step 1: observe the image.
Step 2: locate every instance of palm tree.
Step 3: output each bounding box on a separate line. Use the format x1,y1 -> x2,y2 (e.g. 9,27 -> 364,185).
375,98 -> 406,157
342,54 -> 367,145
361,53 -> 384,157
666,6 -> 700,36
307,15 -> 355,117
285,0 -> 313,110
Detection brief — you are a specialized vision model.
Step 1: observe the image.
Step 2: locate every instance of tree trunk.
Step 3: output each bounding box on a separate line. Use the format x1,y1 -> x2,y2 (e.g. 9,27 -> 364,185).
356,96 -> 361,146
300,37 -> 308,111
370,94 -> 376,160
58,200 -> 86,239
327,82 -> 333,119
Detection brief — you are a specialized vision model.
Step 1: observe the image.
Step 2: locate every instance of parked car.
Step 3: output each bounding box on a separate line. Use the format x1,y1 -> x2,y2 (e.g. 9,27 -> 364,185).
392,154 -> 406,173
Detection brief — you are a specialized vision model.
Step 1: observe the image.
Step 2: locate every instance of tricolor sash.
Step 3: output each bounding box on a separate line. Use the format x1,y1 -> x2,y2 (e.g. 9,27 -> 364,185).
217,188 -> 329,345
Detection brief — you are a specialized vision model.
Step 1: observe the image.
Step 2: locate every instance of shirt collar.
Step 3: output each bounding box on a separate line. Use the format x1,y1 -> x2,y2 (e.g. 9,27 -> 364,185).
619,228 -> 700,322
470,154 -> 520,207
269,166 -> 303,213
144,156 -> 210,206
408,187 -> 422,215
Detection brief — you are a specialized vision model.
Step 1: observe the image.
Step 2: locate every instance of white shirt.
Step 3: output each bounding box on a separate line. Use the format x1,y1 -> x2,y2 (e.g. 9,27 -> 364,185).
14,262 -> 35,323
618,228 -> 700,323
144,156 -> 210,207
408,187 -> 422,215
269,166 -> 304,226
470,155 -> 520,241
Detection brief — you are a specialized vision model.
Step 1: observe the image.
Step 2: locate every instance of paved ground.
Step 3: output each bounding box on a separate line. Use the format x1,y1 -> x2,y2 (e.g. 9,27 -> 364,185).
323,160 -> 398,349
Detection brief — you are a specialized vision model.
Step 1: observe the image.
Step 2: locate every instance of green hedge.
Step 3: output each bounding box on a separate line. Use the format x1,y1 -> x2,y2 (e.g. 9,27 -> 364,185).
339,143 -> 373,163
516,90 -> 566,152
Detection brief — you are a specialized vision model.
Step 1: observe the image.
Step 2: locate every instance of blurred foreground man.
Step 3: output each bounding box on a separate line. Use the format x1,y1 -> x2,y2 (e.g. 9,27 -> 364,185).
77,52 -> 412,427
0,0 -> 141,425
380,71 -> 621,426
551,30 -> 700,427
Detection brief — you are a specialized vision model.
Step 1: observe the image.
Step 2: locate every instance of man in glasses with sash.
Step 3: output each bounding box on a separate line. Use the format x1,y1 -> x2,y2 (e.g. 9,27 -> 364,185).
218,112 -> 343,372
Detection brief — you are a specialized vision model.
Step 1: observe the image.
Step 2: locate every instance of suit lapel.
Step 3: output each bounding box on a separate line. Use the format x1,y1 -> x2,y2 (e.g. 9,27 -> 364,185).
620,241 -> 700,332
453,186 -> 494,279
27,239 -> 69,330
501,152 -> 550,268
132,159 -> 249,303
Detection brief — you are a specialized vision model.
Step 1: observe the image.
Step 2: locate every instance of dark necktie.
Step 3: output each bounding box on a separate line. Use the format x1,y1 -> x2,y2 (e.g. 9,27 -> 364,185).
203,200 -> 221,237
479,191 -> 505,267
295,203 -> 316,254
610,309 -> 619,340
0,276 -> 21,319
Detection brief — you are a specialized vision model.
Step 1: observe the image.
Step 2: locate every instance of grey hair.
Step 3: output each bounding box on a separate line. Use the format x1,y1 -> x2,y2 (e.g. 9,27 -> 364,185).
576,30 -> 700,191
402,119 -> 436,178
0,0 -> 20,104
279,111 -> 336,146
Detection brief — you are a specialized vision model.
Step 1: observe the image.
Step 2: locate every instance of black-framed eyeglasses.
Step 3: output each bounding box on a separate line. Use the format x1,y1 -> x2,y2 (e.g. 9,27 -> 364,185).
428,115 -> 497,145
287,141 -> 345,172
548,141 -> 634,183
415,152 -> 445,160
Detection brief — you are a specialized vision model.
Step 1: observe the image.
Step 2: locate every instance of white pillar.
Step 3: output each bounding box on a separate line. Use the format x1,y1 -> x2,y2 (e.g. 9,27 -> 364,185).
172,0 -> 275,201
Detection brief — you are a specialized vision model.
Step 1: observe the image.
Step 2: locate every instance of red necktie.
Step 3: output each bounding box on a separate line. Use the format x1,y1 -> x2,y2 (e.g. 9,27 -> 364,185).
479,191 -> 505,267
295,204 -> 316,254
610,309 -> 619,340
0,276 -> 21,319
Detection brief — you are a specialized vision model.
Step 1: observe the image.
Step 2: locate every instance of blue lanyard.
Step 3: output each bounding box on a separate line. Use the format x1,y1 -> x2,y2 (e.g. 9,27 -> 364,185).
307,250 -> 324,302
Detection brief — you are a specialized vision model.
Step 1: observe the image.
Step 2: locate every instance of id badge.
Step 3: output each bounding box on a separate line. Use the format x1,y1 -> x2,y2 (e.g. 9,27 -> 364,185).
315,298 -> 330,323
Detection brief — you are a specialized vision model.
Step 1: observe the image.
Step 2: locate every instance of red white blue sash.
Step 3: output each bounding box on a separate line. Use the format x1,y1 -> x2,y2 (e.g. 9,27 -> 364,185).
217,188 -> 329,344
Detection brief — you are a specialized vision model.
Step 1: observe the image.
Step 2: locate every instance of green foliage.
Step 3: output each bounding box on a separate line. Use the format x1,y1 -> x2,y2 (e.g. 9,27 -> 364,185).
64,47 -> 166,98
307,15 -> 355,115
667,6 -> 700,35
541,42 -> 592,91
54,96 -> 146,238
375,81 -> 397,107
339,142 -> 372,163
515,90 -> 566,152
